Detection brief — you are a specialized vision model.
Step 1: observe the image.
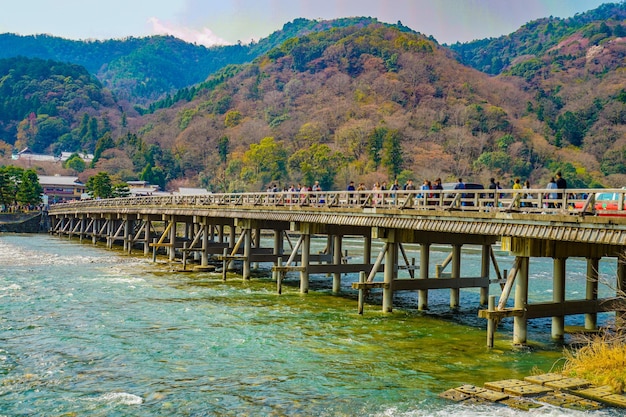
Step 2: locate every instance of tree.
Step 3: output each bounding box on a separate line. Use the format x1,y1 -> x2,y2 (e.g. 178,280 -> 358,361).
287,143 -> 345,190
0,169 -> 13,208
140,164 -> 166,191
86,172 -> 113,199
0,166 -> 24,207
112,182 -> 131,198
16,169 -> 43,207
224,110 -> 243,127
241,137 -> 288,187
217,136 -> 229,164
367,127 -> 386,169
381,128 -> 403,178
92,132 -> 115,165
63,153 -> 86,173
556,111 -> 584,147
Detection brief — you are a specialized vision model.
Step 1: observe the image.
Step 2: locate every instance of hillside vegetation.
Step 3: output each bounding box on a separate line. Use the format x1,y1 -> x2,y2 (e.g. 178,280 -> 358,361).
0,56 -> 120,155
0,5 -> 625,192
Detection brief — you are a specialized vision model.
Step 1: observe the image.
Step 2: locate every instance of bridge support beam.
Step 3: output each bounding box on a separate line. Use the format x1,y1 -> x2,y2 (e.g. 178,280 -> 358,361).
333,234 -> 342,293
168,216 -> 177,262
144,218 -> 151,255
243,227 -> 252,280
585,257 -> 599,331
480,244 -> 490,305
106,218 -> 113,249
364,234 -> 371,264
123,217 -> 131,253
383,236 -> 398,313
92,217 -> 98,245
201,221 -> 209,266
552,257 -> 566,341
618,258 -> 626,328
300,233 -> 310,293
78,215 -> 86,243
513,256 -> 529,345
418,243 -> 429,310
450,244 -> 461,308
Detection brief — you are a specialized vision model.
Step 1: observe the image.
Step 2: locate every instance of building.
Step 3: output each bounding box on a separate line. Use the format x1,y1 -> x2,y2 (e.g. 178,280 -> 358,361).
174,187 -> 211,195
38,175 -> 86,203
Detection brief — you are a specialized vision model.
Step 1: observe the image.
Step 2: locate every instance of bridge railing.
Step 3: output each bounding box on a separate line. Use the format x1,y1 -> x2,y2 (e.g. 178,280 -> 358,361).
49,188 -> 626,216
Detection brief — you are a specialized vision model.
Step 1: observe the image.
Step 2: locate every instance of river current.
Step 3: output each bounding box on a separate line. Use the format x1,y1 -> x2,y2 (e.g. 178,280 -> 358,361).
0,233 -> 621,416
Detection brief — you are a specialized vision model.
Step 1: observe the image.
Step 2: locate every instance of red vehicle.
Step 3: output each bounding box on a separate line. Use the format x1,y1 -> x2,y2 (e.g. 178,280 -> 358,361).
575,190 -> 626,216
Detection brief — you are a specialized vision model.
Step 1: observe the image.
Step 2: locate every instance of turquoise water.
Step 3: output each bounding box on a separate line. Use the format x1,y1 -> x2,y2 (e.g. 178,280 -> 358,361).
0,234 -> 621,416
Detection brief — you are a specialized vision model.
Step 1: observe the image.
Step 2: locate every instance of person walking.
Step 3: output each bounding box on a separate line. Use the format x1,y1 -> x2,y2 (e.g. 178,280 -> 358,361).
546,177 -> 558,209
487,177 -> 497,207
523,180 -> 532,208
454,177 -> 466,206
347,181 -> 356,205
555,171 -> 567,208
404,179 -> 416,207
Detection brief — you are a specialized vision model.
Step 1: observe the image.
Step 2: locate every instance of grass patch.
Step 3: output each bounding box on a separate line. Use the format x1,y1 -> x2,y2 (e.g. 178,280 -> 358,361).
562,332 -> 626,393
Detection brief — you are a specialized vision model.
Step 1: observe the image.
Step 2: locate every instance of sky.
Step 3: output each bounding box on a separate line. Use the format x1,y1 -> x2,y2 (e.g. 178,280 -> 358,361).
0,0 -> 611,46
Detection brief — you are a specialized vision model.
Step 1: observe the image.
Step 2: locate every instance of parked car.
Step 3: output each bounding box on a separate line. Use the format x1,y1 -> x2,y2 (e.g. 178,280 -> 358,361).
574,189 -> 626,216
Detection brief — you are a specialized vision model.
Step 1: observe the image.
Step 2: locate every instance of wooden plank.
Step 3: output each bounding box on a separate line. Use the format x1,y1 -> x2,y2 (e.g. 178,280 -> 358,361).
525,299 -> 611,318
351,282 -> 388,289
308,263 -> 373,274
272,266 -> 306,272
392,277 -> 489,291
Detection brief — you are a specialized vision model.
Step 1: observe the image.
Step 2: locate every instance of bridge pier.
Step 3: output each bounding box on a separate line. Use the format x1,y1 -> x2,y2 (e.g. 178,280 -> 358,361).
243,226 -> 252,280
333,234 -> 342,293
513,256 -> 529,345
143,216 -> 151,255
618,259 -> 626,328
450,244 -> 461,309
585,257 -> 599,331
418,243 -> 429,310
201,221 -> 210,266
91,217 -> 97,245
552,257 -> 566,341
480,244 -> 490,305
383,234 -> 398,313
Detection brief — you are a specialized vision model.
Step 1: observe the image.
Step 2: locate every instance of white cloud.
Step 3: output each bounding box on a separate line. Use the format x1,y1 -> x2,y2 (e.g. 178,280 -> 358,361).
148,17 -> 231,47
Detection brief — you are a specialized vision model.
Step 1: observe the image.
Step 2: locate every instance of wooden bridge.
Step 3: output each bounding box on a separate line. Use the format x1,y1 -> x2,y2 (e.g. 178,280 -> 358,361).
47,188 -> 626,346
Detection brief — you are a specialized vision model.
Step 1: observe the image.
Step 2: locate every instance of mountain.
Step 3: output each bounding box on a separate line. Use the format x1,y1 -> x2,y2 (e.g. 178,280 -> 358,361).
1,5 -> 625,193
0,56 -> 120,154
129,24 -> 541,192
450,2 -> 626,185
0,17 -> 402,104
448,2 -> 626,75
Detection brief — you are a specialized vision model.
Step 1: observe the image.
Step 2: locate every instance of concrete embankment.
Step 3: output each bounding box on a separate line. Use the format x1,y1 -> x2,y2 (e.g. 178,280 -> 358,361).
0,212 -> 47,233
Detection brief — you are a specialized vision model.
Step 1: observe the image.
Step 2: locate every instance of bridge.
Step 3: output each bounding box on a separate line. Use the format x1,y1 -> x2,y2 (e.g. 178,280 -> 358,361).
47,187 -> 626,346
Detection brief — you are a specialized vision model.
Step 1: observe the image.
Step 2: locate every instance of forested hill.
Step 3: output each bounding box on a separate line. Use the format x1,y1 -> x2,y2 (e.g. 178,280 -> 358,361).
0,56 -> 120,154
1,4 -> 625,194
129,24 -> 542,193
448,2 -> 626,74
0,17 -> 400,103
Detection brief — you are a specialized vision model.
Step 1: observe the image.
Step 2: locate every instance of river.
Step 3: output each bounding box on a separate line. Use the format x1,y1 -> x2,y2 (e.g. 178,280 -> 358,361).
0,233 -> 621,416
